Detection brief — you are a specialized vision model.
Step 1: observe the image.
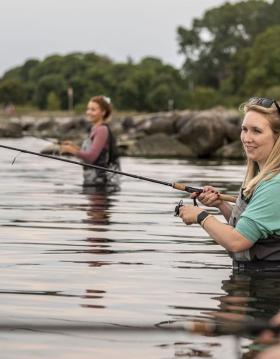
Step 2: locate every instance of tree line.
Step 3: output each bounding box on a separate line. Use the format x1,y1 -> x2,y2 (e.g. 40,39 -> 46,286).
0,0 -> 279,112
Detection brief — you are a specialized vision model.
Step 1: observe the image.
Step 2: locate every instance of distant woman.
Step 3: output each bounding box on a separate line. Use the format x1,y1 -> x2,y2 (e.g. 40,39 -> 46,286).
60,96 -> 120,187
179,97 -> 280,270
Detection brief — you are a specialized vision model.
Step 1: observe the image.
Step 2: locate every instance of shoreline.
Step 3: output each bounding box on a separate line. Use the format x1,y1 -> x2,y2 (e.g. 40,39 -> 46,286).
0,107 -> 245,159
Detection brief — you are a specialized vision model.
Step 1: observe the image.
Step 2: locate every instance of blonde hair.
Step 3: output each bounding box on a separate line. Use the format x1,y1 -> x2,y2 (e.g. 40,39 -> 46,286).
240,101 -> 280,199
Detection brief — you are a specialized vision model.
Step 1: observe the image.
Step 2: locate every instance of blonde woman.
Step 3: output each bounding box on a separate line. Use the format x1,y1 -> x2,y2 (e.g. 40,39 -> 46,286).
60,96 -> 120,187
179,97 -> 280,270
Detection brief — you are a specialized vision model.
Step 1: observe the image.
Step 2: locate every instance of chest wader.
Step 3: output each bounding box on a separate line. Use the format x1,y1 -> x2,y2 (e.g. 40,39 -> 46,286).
81,125 -> 120,187
229,190 -> 280,271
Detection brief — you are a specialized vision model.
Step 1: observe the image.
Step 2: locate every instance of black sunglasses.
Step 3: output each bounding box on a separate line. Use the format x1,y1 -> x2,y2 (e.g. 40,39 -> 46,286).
248,97 -> 280,114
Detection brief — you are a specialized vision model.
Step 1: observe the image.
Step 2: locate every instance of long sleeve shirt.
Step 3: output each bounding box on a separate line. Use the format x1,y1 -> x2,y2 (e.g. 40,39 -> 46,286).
76,125 -> 109,163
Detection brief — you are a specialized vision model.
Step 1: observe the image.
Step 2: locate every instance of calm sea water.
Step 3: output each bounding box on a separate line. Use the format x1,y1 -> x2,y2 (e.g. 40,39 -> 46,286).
0,137 -> 279,359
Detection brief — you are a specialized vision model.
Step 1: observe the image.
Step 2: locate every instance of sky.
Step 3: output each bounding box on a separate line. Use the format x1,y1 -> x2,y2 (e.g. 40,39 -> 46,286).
0,0 -> 238,76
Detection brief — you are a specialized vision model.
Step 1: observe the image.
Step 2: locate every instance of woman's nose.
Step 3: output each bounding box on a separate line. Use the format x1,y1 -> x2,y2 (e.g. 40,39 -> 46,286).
243,131 -> 253,142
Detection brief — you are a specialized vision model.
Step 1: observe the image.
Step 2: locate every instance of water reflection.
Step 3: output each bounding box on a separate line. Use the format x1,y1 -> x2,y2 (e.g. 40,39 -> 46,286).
210,270 -> 280,358
82,186 -> 115,262
79,186 -> 115,310
162,269 -> 280,358
219,271 -> 280,322
81,186 -> 113,225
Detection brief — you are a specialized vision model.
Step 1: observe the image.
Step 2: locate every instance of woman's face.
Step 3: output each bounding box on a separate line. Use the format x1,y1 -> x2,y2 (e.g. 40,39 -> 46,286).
86,101 -> 105,124
241,110 -> 278,169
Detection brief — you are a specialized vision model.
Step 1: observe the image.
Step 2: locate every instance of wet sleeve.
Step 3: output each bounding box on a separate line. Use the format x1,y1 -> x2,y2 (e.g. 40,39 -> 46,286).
77,126 -> 109,163
235,179 -> 280,243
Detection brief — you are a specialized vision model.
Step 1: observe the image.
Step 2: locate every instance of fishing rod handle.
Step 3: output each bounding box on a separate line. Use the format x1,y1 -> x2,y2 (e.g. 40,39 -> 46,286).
172,182 -> 202,193
172,183 -> 236,203
218,194 -> 237,203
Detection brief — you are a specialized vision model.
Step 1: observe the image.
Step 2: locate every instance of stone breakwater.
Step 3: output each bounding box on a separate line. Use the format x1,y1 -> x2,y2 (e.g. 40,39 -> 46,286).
0,107 -> 245,159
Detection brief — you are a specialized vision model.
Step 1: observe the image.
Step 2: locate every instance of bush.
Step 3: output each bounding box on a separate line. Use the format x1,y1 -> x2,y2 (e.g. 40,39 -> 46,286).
47,92 -> 61,111
186,87 -> 220,109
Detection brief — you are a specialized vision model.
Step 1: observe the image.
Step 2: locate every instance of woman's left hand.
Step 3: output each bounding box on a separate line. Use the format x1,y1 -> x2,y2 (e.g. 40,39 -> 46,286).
60,142 -> 80,155
179,205 -> 204,225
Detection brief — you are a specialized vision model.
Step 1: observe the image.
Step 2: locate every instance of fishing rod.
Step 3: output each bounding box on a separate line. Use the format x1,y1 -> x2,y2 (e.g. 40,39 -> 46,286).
0,144 -> 236,203
0,319 -> 278,337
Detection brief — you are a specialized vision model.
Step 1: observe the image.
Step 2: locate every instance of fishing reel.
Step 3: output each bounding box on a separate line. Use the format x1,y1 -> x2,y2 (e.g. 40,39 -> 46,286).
174,196 -> 199,217
174,200 -> 184,216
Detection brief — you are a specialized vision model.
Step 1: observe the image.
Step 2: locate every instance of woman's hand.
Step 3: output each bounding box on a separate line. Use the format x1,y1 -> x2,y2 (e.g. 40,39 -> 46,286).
256,313 -> 280,346
60,141 -> 80,155
257,345 -> 280,359
191,186 -> 223,208
254,313 -> 280,359
179,205 -> 204,225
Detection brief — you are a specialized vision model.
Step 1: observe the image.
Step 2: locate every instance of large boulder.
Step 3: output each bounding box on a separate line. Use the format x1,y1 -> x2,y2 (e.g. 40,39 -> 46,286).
138,113 -> 176,135
177,109 -> 230,157
121,113 -> 151,132
173,110 -> 197,132
124,133 -> 195,157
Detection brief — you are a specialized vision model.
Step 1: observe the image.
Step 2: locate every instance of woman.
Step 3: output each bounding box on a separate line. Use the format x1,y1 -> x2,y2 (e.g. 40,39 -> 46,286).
179,97 -> 280,269
60,96 -> 120,187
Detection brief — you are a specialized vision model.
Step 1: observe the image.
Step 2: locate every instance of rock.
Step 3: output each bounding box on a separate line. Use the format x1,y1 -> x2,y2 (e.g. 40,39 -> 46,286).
56,117 -> 91,141
108,117 -> 123,136
58,117 -> 90,132
177,109 -> 229,157
34,117 -> 56,131
125,133 -> 195,157
123,113 -> 151,131
139,113 -> 176,135
173,110 -> 197,132
122,116 -> 135,132
0,118 -> 22,137
214,140 -> 245,159
222,110 -> 242,142
20,116 -> 38,132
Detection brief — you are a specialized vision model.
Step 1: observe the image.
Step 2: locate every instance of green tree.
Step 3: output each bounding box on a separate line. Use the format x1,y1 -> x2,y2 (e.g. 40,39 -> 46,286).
264,86 -> 280,101
29,55 -> 64,82
34,74 -> 67,109
185,87 -> 220,110
177,0 -> 275,89
242,25 -> 280,95
0,79 -> 27,105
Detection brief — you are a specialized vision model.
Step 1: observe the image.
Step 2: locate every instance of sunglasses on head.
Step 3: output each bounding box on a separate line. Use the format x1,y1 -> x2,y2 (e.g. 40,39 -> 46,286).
248,97 -> 280,114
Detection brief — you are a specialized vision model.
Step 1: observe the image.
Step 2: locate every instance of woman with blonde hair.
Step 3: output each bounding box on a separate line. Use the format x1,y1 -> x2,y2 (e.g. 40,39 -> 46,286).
60,95 -> 120,188
179,97 -> 280,270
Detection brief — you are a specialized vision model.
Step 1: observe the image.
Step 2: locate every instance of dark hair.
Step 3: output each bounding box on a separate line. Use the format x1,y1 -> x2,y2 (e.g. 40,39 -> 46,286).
90,96 -> 112,120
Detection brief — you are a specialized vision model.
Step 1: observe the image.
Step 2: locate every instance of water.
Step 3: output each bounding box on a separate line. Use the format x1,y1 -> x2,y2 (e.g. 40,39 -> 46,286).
0,137 -> 278,359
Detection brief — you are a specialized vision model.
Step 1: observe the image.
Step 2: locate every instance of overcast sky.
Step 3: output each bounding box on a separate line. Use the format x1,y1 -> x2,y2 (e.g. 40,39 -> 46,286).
0,0 -> 238,76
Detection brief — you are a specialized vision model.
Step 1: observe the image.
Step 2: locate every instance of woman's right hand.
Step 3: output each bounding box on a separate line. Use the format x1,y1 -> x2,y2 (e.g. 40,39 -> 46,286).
191,186 -> 223,208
